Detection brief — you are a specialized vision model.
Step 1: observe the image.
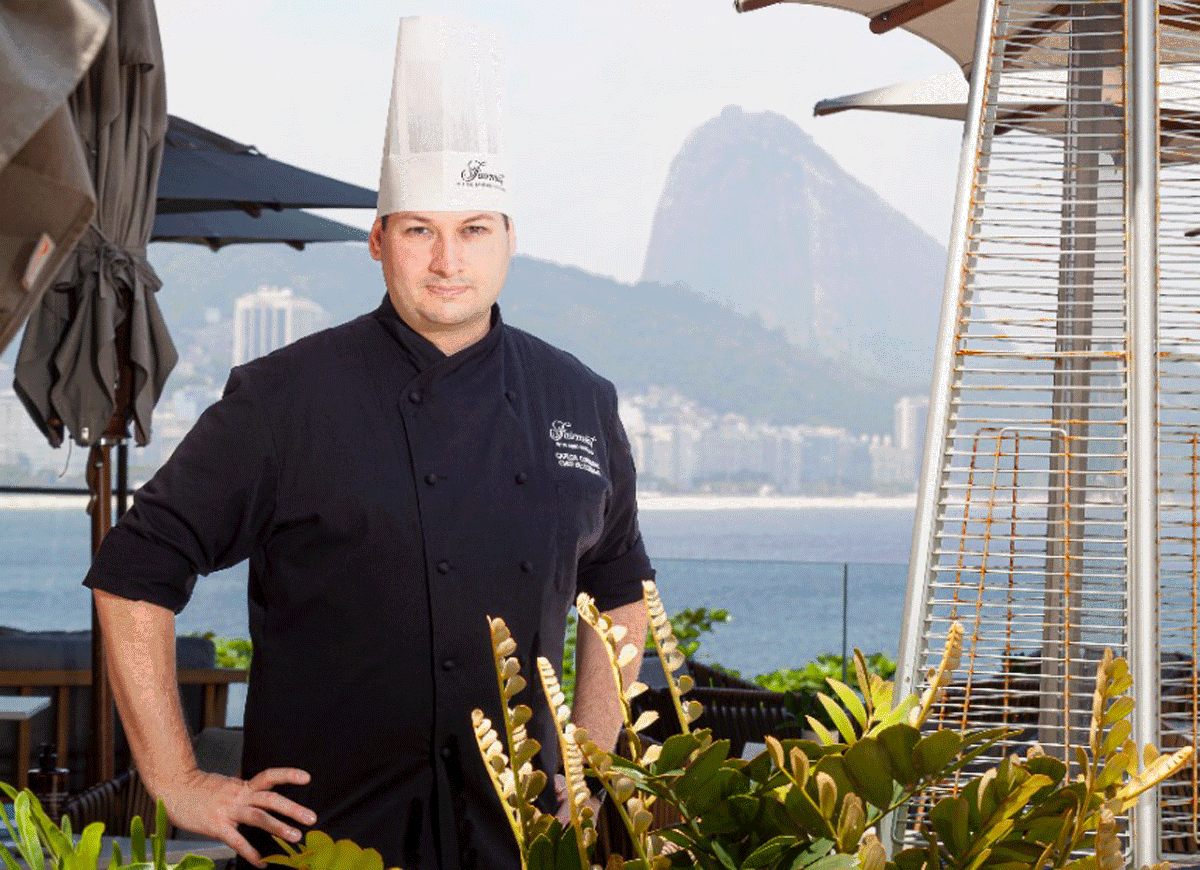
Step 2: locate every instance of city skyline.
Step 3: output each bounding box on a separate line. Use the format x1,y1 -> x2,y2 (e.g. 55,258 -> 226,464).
1,288 -> 930,494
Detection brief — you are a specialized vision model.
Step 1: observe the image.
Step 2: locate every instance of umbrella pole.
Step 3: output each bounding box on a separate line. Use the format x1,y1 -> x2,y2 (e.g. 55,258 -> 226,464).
87,441 -> 116,785
117,441 -> 128,517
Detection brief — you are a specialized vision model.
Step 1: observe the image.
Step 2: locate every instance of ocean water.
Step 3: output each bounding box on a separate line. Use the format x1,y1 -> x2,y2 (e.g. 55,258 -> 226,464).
0,498 -> 915,721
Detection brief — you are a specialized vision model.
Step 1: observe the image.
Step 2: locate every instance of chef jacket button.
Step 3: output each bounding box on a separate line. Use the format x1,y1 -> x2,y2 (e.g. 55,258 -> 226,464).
408,390 -> 422,404
515,471 -> 528,484
436,560 -> 451,574
520,560 -> 533,573
425,473 -> 438,485
440,745 -> 452,760
441,658 -> 455,671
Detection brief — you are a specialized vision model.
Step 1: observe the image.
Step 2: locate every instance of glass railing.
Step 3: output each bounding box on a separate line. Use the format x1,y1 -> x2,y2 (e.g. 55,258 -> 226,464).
652,557 -> 906,681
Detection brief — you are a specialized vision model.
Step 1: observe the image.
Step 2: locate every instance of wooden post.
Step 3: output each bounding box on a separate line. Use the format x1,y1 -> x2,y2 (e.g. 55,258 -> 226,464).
87,441 -> 115,785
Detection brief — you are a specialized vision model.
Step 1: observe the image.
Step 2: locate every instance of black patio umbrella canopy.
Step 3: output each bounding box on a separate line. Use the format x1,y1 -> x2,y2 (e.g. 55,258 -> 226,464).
156,115 -> 376,215
151,207 -> 368,251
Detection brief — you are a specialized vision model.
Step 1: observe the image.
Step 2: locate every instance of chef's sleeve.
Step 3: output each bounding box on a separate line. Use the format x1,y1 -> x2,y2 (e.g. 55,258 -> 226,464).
575,383 -> 654,612
83,366 -> 278,613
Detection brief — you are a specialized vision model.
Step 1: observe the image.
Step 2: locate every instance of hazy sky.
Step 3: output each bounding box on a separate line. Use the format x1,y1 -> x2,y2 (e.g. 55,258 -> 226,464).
156,1 -> 965,284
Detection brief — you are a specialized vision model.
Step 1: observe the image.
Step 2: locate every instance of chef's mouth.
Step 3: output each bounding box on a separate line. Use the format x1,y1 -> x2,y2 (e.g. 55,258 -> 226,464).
426,283 -> 472,294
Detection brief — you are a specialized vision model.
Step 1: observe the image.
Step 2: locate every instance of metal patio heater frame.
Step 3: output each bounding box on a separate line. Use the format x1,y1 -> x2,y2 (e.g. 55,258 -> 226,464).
896,0 -> 1200,864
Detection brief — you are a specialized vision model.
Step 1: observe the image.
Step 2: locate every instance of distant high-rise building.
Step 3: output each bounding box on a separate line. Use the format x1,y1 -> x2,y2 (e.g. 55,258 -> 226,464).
231,286 -> 329,365
894,395 -> 929,485
894,395 -> 929,452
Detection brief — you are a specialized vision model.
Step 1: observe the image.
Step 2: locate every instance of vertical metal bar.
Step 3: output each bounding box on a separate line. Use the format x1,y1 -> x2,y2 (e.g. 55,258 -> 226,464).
16,687 -> 31,792
1127,0 -> 1160,862
1041,8 -> 1106,759
842,563 -> 849,683
890,0 -> 999,851
116,440 -> 128,518
895,0 -> 999,704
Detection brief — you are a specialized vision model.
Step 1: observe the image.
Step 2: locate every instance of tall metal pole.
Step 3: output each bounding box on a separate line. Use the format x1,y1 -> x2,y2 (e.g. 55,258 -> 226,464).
894,0 -> 999,704
116,440 -> 128,518
1039,6 -> 1108,760
1127,0 -> 1160,861
842,563 -> 849,682
889,0 -> 998,851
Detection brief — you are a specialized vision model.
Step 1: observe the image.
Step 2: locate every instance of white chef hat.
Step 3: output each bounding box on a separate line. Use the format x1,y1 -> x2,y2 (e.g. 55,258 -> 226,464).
377,16 -> 509,217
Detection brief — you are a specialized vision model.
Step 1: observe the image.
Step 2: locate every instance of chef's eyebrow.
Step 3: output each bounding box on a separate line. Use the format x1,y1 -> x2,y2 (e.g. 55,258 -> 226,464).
399,213 -> 498,225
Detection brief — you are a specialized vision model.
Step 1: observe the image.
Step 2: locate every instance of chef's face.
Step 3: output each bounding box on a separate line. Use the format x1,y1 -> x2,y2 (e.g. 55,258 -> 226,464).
370,211 -> 516,354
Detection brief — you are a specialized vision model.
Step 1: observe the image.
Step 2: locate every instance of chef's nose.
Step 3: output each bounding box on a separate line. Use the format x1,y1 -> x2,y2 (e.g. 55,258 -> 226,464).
429,233 -> 464,276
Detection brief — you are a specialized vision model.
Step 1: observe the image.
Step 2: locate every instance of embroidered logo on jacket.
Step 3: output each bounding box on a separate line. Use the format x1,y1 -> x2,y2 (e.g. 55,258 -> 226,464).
549,420 -> 601,477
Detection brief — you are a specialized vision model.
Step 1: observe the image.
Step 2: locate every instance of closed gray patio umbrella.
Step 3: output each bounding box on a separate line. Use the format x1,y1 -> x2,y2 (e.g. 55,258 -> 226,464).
0,0 -> 110,354
13,0 -> 172,453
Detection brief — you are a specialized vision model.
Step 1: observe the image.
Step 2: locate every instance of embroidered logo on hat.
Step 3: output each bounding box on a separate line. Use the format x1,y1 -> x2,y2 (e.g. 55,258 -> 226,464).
460,159 -> 505,190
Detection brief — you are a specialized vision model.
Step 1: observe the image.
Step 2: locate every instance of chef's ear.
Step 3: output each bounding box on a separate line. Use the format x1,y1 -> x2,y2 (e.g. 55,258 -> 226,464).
505,215 -> 516,255
369,216 -> 385,261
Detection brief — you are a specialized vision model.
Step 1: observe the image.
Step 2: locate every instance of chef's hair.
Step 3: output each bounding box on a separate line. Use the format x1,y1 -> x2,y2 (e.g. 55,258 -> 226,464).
380,213 -> 510,230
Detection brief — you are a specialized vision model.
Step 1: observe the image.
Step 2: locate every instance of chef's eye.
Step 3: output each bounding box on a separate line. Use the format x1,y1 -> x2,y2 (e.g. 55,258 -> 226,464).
463,225 -> 489,236
404,226 -> 431,236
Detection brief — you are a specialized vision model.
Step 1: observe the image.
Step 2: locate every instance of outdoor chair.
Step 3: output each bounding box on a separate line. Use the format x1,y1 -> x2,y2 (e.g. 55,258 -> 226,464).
63,766 -> 156,836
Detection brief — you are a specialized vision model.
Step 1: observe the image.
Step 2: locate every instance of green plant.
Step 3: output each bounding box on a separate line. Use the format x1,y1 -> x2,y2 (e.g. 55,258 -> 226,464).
666,608 -> 730,659
262,584 -> 1193,870
754,653 -> 896,695
190,632 -> 252,670
755,653 -> 896,731
467,587 -> 1192,870
0,784 -> 213,870
267,830 -> 394,870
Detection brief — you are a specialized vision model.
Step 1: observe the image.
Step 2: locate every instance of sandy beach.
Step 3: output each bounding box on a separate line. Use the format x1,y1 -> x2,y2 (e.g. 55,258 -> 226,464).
0,494 -> 91,511
637,492 -> 917,511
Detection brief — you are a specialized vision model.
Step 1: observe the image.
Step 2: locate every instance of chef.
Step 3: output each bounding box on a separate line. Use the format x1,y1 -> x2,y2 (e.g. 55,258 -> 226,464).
85,16 -> 652,870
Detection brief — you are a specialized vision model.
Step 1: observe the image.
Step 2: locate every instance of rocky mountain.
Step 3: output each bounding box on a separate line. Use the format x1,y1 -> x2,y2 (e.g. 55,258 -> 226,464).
641,105 -> 946,388
138,243 -> 904,434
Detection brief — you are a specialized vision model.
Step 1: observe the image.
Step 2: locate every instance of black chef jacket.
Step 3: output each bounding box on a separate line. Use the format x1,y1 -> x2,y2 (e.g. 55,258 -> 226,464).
84,300 -> 654,870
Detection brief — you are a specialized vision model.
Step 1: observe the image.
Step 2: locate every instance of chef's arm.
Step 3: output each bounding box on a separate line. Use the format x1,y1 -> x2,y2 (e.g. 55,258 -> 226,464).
571,597 -> 650,752
93,589 -> 315,867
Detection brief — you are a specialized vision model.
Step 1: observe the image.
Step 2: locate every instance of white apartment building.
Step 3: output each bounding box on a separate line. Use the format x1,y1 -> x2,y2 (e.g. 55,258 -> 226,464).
231,286 -> 329,366
894,395 -> 929,452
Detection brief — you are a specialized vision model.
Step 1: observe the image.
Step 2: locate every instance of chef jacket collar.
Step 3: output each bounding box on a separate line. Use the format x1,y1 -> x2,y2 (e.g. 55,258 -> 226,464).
371,296 -> 504,378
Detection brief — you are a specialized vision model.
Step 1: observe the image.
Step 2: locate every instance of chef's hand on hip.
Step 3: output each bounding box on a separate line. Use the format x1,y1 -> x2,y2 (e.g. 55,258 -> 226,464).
158,767 -> 315,868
